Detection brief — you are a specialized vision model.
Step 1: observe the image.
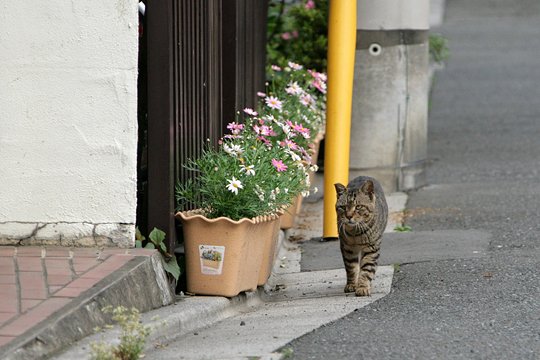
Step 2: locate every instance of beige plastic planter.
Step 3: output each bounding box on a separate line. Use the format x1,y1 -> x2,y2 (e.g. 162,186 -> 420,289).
280,196 -> 302,230
257,216 -> 281,286
177,210 -> 278,297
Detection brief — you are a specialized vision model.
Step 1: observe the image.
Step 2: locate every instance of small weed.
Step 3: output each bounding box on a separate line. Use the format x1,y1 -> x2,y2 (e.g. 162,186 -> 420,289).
136,227 -> 181,282
281,347 -> 294,359
393,264 -> 401,272
429,33 -> 450,64
394,224 -> 412,232
90,306 -> 151,360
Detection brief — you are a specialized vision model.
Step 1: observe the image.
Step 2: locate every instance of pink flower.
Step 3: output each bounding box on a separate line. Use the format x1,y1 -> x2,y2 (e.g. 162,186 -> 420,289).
253,124 -> 274,136
272,158 -> 288,172
265,96 -> 283,111
257,91 -> 266,97
281,32 -> 292,40
227,122 -> 244,135
280,139 -> 298,150
300,94 -> 314,107
292,30 -> 299,38
309,69 -> 327,83
305,0 -> 315,9
292,123 -> 311,138
258,136 -> 272,147
243,108 -> 258,116
271,65 -> 282,72
312,79 -> 327,94
261,125 -> 274,136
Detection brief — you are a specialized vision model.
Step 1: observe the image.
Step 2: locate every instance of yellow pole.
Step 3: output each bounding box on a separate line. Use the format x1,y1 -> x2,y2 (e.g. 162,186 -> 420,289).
323,0 -> 357,239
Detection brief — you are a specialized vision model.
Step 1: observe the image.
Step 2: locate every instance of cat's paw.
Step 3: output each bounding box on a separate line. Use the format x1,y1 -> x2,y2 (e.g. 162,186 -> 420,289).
355,286 -> 371,297
344,283 -> 357,293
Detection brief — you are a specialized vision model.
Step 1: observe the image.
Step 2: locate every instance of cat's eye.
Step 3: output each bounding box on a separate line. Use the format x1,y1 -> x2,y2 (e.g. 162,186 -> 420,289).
356,206 -> 369,216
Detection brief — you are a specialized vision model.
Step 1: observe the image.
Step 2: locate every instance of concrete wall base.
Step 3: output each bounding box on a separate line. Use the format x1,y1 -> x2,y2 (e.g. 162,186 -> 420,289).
0,222 -> 135,248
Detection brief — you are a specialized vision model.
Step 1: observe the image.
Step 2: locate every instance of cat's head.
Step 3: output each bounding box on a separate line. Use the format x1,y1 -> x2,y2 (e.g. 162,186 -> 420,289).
334,180 -> 376,231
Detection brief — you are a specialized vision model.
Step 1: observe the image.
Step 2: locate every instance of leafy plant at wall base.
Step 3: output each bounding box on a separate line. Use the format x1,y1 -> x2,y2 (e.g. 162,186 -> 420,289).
90,306 -> 150,360
136,227 -> 181,281
429,33 -> 450,64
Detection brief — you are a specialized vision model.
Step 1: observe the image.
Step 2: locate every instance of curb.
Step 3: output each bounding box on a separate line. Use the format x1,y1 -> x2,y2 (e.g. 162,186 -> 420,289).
55,232 -> 288,359
2,252 -> 174,360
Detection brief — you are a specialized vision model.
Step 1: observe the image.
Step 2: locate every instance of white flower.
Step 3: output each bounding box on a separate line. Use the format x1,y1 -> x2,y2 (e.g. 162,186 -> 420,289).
254,185 -> 265,201
288,61 -> 303,70
300,94 -> 314,107
285,149 -> 302,162
240,164 -> 255,176
226,177 -> 243,195
285,81 -> 303,95
264,114 -> 276,122
223,143 -> 244,157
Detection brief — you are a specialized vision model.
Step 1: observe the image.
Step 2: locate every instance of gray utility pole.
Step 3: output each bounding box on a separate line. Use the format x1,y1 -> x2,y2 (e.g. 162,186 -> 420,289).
350,0 -> 430,193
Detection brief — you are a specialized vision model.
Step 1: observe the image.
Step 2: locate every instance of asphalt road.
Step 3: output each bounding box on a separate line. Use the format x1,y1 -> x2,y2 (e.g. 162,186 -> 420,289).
286,0 -> 540,358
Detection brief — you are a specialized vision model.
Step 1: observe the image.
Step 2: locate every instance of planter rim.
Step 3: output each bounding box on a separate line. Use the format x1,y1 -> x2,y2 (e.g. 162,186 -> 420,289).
176,209 -> 281,226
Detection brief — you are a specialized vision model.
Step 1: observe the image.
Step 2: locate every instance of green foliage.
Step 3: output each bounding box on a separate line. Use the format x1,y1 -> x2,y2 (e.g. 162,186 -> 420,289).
394,224 -> 412,232
90,306 -> 151,360
136,227 -> 181,281
176,138 -> 307,221
176,64 -> 325,221
429,33 -> 450,64
267,0 -> 329,72
280,347 -> 294,359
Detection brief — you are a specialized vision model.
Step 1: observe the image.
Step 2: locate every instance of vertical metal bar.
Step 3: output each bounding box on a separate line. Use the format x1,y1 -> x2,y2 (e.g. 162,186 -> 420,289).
221,0 -> 238,128
146,0 -> 177,250
253,0 -> 269,99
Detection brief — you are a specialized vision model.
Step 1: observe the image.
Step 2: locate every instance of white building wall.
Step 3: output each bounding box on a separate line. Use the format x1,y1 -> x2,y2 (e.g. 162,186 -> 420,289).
0,0 -> 139,247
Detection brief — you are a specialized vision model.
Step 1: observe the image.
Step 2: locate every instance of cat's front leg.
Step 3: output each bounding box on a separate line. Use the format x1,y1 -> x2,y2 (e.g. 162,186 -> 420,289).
340,240 -> 359,293
355,248 -> 380,296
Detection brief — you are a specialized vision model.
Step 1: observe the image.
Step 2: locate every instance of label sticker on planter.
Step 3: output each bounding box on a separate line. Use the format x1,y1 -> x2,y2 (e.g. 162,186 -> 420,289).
199,245 -> 225,275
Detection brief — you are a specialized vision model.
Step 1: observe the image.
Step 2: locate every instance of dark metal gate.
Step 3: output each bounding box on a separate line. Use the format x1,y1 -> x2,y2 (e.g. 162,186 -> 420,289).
143,0 -> 268,252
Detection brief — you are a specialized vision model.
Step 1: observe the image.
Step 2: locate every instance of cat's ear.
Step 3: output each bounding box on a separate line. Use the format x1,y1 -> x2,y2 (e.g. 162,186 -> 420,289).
361,180 -> 375,200
334,183 -> 347,198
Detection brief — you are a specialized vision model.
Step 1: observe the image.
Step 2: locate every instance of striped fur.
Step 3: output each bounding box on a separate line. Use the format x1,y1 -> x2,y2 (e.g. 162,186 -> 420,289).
335,176 -> 388,296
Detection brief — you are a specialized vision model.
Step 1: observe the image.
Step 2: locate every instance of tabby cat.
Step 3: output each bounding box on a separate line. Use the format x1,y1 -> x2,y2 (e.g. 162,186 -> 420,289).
334,176 -> 388,296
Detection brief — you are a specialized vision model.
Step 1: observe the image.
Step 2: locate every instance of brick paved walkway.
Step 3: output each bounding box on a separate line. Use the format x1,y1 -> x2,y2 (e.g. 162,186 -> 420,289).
0,246 -> 154,348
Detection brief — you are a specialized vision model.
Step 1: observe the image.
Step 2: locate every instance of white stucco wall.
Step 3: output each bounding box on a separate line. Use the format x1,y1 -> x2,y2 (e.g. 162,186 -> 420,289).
0,0 -> 139,247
